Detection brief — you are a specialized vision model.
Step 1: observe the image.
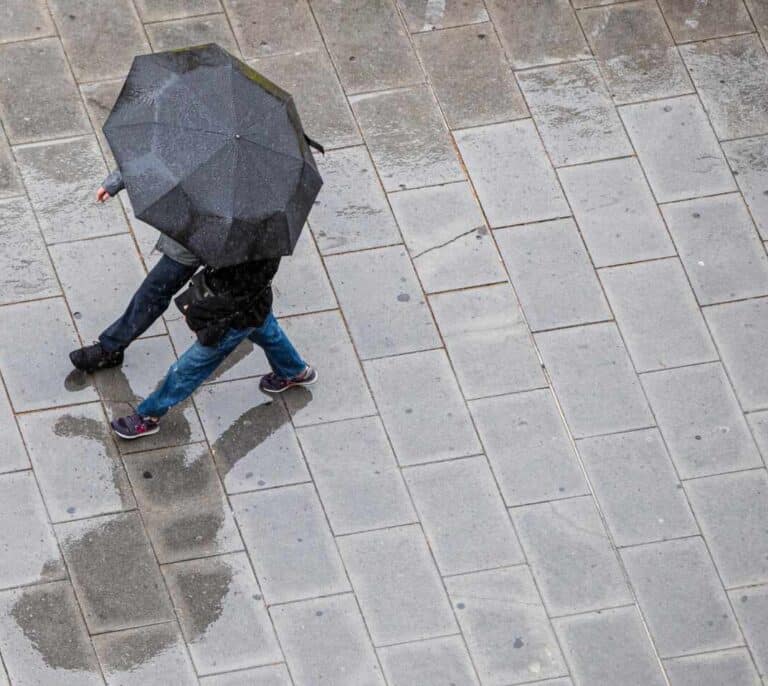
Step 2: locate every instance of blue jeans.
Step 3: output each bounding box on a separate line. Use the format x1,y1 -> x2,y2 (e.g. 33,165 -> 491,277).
137,313 -> 306,418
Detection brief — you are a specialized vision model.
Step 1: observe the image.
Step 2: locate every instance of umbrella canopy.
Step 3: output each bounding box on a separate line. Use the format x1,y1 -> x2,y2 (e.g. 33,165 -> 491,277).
103,43 -> 323,267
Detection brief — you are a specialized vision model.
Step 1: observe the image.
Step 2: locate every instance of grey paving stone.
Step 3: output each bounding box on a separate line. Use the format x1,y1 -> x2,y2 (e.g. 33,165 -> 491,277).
251,50 -> 361,150
0,298 -> 98,412
429,283 -> 545,400
48,0 -> 149,81
686,469 -> 768,588
350,86 -> 463,192
18,403 -> 134,523
272,228 -> 337,317
446,567 -> 567,685
658,0 -> 754,42
200,664 -> 292,686
579,1 -> 692,104
496,218 -> 612,331
145,13 -> 239,53
326,246 -> 439,359
642,363 -> 762,479
485,0 -> 589,69
748,410 -> 768,460
0,659 -> 7,686
123,443 -> 241,564
378,635 -> 479,686
730,585 -> 768,677
455,120 -> 569,228
0,380 -> 27,474
0,0 -> 55,43
398,0 -> 488,32
309,146 -> 398,255
311,0 -> 421,93
748,0 -> 768,43
93,622 -> 198,686
661,194 -> 768,305
232,483 -> 349,603
621,537 -> 742,657
665,647 -> 762,686
554,606 -> 667,686
535,323 -> 654,438
724,136 -> 768,241
222,0 -> 320,58
163,553 -> 281,675
15,136 -> 129,244
338,525 -> 457,645
56,511 -> 174,633
297,416 -> 416,535
704,298 -> 768,411
0,471 -> 65,589
414,24 -> 527,129
511,496 -> 632,615
558,157 -> 676,268
470,389 -> 588,506
0,128 -> 23,199
389,182 -> 506,293
0,581 -> 102,686
195,379 -> 308,494
404,456 -> 523,575
600,258 -> 717,371
0,197 -> 59,305
271,594 -> 385,686
619,95 -> 736,203
517,61 -> 632,166
364,349 -> 482,466
577,429 -> 697,546
278,310 -> 377,426
0,38 -> 90,144
79,78 -> 122,167
134,0 -> 221,21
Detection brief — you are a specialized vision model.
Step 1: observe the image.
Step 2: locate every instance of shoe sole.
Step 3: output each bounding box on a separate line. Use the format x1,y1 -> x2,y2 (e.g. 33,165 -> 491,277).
260,370 -> 319,394
111,425 -> 160,440
69,351 -> 124,374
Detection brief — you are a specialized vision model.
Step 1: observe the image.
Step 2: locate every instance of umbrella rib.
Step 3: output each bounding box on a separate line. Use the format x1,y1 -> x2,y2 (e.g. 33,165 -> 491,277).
237,137 -> 304,202
106,120 -> 230,138
238,135 -> 304,164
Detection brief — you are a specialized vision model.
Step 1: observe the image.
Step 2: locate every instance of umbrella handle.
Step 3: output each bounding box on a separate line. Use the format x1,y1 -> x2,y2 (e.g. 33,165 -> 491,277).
304,134 -> 325,155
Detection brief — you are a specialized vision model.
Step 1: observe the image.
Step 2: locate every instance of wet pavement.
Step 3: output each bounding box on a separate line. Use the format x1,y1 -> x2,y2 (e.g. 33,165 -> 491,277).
0,0 -> 767,684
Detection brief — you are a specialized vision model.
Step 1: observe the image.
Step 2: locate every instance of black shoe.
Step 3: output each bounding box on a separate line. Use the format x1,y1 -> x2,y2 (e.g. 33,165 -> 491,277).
69,343 -> 124,373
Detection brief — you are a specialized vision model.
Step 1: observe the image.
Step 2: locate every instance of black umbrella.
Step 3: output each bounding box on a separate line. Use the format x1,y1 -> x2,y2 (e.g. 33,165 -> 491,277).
103,43 -> 323,267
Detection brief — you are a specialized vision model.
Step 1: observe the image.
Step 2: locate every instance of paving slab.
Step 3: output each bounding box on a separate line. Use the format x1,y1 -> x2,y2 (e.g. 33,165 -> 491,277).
0,297 -> 98,412
414,24 -> 527,129
326,246 -> 440,359
19,403 -> 134,522
338,525 -> 457,646
163,552 -> 281,675
145,13 -> 239,54
310,146 -> 399,255
455,120 -> 569,228
470,389 -> 588,506
657,0 -> 754,42
558,157 -> 675,267
364,349 -> 481,465
0,38 -> 90,144
134,0 -> 221,21
15,135 -> 129,244
511,496 -> 632,615
724,136 -> 768,240
0,471 -> 65,590
404,456 -> 523,575
0,196 -> 59,305
0,128 -> 22,198
642,363 -> 762,478
619,95 -> 736,202
661,194 -> 768,305
79,78 -> 122,167
350,86 -> 463,192
311,0 -> 421,93
0,0 -> 55,43
730,585 -> 768,677
0,581 -> 102,686
554,606 -> 667,686
297,416 -> 415,535
621,537 -> 742,657
747,0 -> 768,42
496,218 -> 612,331
398,0 -> 488,32
535,322 -> 654,438
93,622 -> 198,686
0,380 -> 28,474
271,594 -> 385,686
665,647 -> 761,686
429,283 -> 545,400
579,0 -> 692,104
390,182 -> 506,293
748,410 -> 768,461
446,567 -> 567,685
378,635 -> 479,686
517,61 -> 631,166
232,484 -> 349,604
485,0 -> 589,69
199,664 -> 292,686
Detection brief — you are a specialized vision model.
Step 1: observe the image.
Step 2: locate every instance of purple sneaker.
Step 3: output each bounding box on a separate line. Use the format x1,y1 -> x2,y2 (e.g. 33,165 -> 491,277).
259,366 -> 318,394
111,413 -> 160,440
